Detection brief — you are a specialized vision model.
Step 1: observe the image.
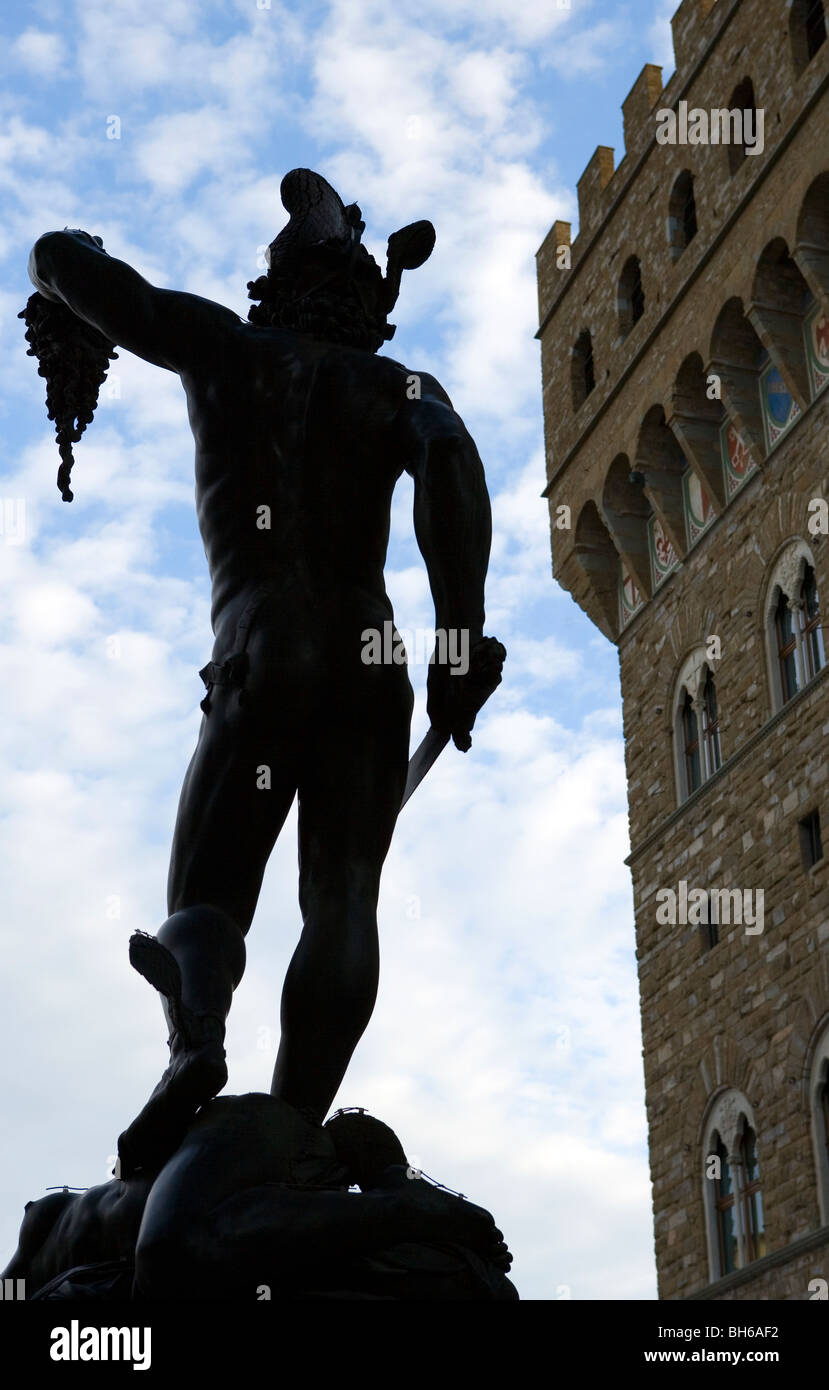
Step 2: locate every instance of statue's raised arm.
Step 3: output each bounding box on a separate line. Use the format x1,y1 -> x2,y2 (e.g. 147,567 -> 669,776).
27,229 -> 242,372
22,229 -> 242,499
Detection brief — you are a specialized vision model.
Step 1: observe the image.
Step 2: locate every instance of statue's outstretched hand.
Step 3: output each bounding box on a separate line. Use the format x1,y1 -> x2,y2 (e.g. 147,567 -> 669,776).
427,635 -> 506,752
28,231 -> 107,303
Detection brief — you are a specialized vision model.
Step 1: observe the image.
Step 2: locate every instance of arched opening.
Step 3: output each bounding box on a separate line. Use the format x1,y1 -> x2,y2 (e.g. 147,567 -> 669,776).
795,171 -> 829,307
618,255 -> 645,338
709,297 -> 767,476
791,0 -> 827,76
635,404 -> 687,570
601,453 -> 652,601
571,329 -> 595,411
574,501 -> 623,636
669,353 -> 727,518
750,237 -> 811,423
726,77 -> 759,176
667,170 -> 698,259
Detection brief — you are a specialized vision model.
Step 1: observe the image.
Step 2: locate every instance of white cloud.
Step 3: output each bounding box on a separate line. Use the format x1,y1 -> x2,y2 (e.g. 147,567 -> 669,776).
12,29 -> 66,76
133,107 -> 258,195
539,18 -> 626,76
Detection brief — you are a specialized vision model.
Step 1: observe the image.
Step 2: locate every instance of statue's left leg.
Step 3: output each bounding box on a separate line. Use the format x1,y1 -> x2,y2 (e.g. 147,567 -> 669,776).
270,655 -> 414,1121
117,672 -> 302,1176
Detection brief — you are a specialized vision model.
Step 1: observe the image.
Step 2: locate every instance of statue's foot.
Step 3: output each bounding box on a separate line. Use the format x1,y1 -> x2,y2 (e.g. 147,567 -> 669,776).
378,1165 -> 514,1273
116,931 -> 228,1178
116,1034 -> 227,1179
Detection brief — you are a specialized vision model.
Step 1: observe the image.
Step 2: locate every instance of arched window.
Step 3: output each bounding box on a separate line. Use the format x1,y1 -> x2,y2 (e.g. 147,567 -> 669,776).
673,650 -> 723,804
571,329 -> 595,410
701,669 -> 721,775
618,256 -> 645,337
668,170 -> 698,258
802,564 -> 825,680
765,541 -> 827,709
703,1090 -> 765,1281
775,586 -> 799,702
682,690 -> 701,795
791,0 -> 827,76
808,1020 -> 829,1224
739,1118 -> 766,1263
726,78 -> 758,176
713,1133 -> 738,1274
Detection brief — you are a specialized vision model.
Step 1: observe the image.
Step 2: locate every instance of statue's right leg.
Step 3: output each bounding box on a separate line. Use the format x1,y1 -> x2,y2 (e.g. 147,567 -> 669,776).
117,681 -> 300,1177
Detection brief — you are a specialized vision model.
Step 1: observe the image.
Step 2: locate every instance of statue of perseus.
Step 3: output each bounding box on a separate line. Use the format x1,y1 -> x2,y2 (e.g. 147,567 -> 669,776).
23,169 -> 506,1182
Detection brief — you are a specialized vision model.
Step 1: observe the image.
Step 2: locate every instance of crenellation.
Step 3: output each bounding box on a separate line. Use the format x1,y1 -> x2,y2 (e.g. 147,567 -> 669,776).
671,0 -> 725,74
576,145 -> 616,239
622,64 -> 665,159
536,218 -> 571,325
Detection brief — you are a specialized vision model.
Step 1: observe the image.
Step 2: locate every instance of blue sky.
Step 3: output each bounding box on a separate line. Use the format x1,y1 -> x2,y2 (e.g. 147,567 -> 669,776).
0,0 -> 682,1299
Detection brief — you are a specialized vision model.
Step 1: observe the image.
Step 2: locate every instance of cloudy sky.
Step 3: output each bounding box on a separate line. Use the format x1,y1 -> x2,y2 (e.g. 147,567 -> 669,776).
0,0 -> 682,1299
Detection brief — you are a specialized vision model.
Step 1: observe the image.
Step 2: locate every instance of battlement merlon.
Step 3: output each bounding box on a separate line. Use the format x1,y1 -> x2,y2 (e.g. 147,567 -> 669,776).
623,64 -> 665,159
672,0 -> 721,73
535,219 -> 571,321
577,146 -> 616,241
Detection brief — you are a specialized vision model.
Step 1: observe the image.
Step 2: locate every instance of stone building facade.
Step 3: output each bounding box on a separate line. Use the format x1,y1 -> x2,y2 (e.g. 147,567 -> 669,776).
536,0 -> 829,1298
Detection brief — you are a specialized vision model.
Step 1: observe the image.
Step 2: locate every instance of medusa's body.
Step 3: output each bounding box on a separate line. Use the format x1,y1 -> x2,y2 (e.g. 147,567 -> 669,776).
2,1096 -> 515,1300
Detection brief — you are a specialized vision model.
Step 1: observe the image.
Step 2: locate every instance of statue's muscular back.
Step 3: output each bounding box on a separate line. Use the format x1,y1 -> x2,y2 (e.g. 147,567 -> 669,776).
183,320 -> 415,656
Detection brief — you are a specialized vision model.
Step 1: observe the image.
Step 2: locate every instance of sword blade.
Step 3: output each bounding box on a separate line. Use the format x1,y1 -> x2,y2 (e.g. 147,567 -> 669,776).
400,725 -> 450,808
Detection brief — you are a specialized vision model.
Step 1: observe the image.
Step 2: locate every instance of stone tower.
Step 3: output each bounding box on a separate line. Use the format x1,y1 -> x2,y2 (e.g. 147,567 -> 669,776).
536,0 -> 829,1298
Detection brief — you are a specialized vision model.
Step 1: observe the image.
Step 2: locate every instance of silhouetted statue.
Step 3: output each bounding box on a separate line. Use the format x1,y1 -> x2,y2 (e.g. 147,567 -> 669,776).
25,170 -> 505,1181
1,1101 -> 516,1301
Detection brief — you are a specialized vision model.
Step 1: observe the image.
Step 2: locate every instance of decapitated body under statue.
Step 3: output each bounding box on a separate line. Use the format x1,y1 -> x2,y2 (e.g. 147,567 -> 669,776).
1,1100 -> 516,1301
24,169 -> 506,1181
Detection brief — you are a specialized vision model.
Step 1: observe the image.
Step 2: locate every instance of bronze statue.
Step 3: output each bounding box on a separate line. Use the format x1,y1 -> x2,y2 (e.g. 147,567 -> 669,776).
24,170 -> 506,1185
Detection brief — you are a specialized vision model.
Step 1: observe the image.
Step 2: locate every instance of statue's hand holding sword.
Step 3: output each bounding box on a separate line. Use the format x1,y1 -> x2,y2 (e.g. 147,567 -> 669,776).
401,635 -> 507,808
